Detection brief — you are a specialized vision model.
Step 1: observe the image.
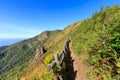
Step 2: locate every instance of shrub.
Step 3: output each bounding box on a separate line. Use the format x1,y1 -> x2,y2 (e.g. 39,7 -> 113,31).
44,54 -> 54,65
21,77 -> 25,80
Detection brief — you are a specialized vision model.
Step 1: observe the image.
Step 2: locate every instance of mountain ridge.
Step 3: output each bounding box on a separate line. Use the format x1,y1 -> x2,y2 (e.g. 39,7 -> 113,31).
0,5 -> 120,80
0,30 -> 61,80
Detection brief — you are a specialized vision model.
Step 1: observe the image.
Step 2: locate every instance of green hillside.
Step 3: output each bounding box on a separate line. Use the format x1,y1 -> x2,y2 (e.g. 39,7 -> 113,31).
0,30 -> 60,80
70,5 -> 120,79
0,5 -> 120,80
24,5 -> 120,80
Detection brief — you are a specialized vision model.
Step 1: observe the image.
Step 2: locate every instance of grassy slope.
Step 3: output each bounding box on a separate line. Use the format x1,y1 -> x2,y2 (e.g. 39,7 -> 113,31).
22,5 -> 120,80
70,5 -> 120,79
1,5 -> 120,80
19,22 -> 81,80
0,30 -> 60,80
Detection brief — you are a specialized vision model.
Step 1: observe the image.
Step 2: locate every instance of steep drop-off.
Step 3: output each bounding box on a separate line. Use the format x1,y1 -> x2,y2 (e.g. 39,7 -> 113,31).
25,5 -> 120,80
0,5 -> 120,80
0,30 -> 61,80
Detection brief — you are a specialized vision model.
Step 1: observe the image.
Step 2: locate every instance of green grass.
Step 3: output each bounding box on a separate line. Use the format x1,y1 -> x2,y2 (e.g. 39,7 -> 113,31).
70,5 -> 120,79
0,30 -> 60,80
1,5 -> 120,80
20,5 -> 120,80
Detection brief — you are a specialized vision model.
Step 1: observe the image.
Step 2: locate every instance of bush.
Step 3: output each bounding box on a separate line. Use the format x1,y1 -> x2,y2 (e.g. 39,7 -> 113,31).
44,54 -> 54,65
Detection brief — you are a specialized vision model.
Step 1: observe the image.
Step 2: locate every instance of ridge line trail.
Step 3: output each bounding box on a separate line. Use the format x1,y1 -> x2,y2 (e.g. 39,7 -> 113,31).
69,42 -> 88,80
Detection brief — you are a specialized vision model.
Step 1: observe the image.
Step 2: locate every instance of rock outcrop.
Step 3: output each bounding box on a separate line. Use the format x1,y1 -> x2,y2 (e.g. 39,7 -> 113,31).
47,40 -> 70,80
38,33 -> 48,42
34,46 -> 46,62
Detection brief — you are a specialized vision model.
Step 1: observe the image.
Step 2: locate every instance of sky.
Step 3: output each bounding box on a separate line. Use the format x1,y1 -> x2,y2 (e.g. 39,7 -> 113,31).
0,0 -> 120,38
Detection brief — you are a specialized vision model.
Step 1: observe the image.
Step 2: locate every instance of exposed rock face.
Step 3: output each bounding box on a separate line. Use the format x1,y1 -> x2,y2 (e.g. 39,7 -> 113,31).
47,61 -> 56,71
54,54 -> 59,63
34,46 -> 46,62
47,40 -> 70,80
28,43 -> 32,48
36,47 -> 43,55
38,33 -> 48,42
47,40 -> 70,71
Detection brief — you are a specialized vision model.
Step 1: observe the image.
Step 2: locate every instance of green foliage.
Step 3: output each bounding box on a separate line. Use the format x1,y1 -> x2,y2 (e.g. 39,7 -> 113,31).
21,77 -> 26,80
70,5 -> 120,79
44,54 -> 54,65
0,30 -> 60,80
52,65 -> 58,74
89,56 -> 97,65
1,5 -> 120,80
86,70 -> 96,79
117,68 -> 120,74
102,73 -> 112,80
115,59 -> 120,67
38,69 -> 54,80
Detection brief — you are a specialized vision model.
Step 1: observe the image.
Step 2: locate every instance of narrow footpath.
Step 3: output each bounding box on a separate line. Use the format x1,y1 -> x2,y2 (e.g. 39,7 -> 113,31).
69,43 -> 88,80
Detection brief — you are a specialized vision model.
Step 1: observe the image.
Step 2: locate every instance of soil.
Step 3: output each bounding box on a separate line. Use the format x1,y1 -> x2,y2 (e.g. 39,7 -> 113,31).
69,43 -> 88,80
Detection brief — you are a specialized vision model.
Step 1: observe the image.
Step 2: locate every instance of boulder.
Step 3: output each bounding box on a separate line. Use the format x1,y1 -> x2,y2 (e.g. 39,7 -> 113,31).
54,54 -> 59,63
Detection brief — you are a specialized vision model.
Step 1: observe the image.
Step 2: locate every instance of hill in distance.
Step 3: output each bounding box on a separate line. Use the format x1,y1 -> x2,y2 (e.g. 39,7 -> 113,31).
0,38 -> 25,46
0,5 -> 120,80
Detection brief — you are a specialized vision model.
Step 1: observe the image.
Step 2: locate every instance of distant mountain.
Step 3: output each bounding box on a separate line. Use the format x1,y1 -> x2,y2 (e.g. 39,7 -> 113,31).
20,5 -> 120,80
0,38 -> 25,46
0,30 -> 61,80
0,5 -> 120,80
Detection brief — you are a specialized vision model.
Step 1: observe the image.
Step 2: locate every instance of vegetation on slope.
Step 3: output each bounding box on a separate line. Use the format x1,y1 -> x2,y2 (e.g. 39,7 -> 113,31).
19,22 -> 80,80
1,5 -> 120,80
0,30 -> 60,80
70,5 -> 120,79
30,5 -> 120,80
0,46 -> 8,59
20,5 -> 120,80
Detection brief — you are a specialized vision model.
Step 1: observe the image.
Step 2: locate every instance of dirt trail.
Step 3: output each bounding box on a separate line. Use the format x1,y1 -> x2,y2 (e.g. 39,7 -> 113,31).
69,43 -> 88,80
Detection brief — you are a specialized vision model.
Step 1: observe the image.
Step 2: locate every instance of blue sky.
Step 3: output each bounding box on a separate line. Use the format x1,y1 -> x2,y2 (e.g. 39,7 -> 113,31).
0,0 -> 120,38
